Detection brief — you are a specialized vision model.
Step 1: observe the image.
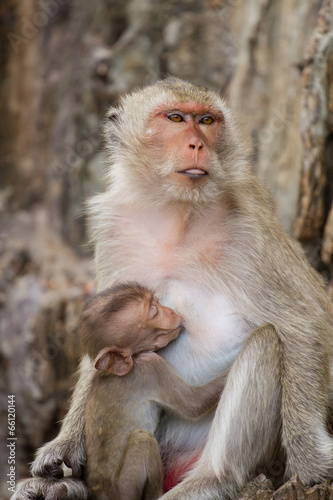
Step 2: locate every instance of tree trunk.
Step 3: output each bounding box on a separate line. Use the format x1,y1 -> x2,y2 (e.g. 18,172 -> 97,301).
294,0 -> 333,291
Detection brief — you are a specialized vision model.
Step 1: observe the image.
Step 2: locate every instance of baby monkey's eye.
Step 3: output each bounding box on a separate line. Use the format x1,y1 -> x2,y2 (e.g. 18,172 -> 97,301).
153,306 -> 159,318
150,305 -> 159,319
168,114 -> 183,123
149,298 -> 159,319
200,116 -> 214,125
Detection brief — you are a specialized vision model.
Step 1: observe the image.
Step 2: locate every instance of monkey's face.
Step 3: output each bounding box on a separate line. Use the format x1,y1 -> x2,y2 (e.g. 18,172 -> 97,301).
105,80 -> 248,205
117,295 -> 183,354
142,102 -> 225,204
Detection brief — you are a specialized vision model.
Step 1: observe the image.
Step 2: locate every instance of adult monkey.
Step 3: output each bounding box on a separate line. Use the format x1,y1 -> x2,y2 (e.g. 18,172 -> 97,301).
28,77 -> 333,499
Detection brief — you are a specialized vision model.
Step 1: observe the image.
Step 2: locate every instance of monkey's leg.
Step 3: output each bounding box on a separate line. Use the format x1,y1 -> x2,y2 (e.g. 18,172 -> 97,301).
117,429 -> 163,500
31,355 -> 94,479
281,339 -> 333,483
160,324 -> 282,500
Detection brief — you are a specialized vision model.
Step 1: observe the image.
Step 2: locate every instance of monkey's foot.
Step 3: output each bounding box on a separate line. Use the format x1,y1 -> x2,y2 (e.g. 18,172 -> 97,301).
10,477 -> 88,500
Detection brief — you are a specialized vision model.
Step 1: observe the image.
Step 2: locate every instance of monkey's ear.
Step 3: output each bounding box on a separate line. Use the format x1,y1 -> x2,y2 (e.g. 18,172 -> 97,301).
95,347 -> 133,376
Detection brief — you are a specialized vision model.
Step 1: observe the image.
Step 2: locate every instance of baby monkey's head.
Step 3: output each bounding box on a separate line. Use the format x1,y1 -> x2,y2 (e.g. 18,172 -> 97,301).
80,283 -> 182,376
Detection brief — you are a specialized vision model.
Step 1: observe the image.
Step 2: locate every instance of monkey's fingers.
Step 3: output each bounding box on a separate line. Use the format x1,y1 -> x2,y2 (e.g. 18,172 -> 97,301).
63,456 -> 82,479
38,458 -> 64,479
31,437 -> 86,480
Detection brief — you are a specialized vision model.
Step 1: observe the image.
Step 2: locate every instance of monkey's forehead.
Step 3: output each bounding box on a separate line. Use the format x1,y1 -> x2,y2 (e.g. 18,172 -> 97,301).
154,78 -> 219,105
120,78 -> 225,112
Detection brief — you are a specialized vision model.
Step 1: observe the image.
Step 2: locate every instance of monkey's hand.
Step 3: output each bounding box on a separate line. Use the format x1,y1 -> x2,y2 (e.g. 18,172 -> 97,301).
31,436 -> 85,479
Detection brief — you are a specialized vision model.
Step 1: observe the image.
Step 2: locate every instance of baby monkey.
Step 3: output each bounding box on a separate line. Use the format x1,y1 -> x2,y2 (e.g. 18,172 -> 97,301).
82,283 -> 229,500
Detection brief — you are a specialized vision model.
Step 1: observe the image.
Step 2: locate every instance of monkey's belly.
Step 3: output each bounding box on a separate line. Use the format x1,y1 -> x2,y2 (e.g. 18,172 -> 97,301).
154,280 -> 251,466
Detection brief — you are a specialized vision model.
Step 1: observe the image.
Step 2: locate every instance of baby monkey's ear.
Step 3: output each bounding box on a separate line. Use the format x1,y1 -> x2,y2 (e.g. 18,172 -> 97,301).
95,347 -> 134,376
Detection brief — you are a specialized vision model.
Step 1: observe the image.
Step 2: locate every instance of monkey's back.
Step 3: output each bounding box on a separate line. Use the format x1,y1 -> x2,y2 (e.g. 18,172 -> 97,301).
84,363 -> 160,498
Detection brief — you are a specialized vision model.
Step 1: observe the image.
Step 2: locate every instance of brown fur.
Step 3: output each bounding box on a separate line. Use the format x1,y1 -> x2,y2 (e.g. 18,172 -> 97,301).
80,282 -> 149,359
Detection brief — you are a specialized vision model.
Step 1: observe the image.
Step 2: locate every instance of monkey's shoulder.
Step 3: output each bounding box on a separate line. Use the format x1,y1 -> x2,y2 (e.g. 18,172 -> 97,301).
88,354 -> 170,396
134,352 -> 175,372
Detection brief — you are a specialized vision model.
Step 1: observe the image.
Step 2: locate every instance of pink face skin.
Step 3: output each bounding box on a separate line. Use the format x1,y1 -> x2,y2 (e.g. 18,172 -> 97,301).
145,101 -> 224,180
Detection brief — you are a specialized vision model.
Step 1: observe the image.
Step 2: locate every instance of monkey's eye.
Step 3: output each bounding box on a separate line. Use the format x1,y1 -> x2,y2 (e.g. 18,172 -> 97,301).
200,116 -> 214,125
168,114 -> 184,123
149,297 -> 159,319
149,304 -> 159,319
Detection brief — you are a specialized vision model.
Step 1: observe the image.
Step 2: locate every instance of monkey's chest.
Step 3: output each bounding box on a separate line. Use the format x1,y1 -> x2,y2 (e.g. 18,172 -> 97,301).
109,215 -> 222,287
157,279 -> 250,382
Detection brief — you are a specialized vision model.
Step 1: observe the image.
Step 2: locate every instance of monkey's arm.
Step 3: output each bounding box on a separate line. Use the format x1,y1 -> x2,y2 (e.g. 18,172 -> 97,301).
140,353 -> 229,420
31,355 -> 94,479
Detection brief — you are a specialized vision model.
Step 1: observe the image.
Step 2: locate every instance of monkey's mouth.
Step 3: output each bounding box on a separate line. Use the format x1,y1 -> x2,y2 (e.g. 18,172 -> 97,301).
178,169 -> 208,179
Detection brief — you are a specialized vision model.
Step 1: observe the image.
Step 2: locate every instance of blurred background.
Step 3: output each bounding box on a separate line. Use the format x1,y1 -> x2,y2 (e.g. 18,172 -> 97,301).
0,0 -> 333,498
